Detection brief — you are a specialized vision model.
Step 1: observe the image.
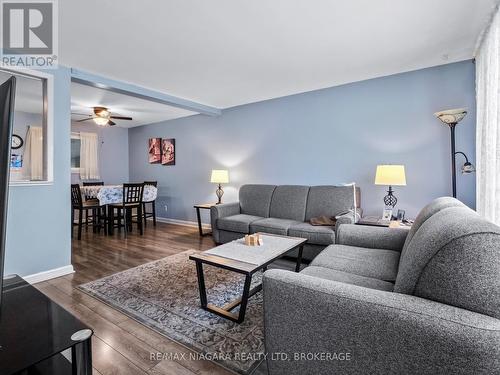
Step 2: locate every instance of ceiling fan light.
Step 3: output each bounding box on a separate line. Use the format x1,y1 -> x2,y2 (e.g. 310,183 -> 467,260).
99,109 -> 110,118
93,117 -> 109,126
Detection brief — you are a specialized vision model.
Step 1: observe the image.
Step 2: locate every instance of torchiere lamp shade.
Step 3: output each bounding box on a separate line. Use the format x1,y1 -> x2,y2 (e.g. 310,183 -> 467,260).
374,165 -> 406,186
210,170 -> 229,184
434,108 -> 467,125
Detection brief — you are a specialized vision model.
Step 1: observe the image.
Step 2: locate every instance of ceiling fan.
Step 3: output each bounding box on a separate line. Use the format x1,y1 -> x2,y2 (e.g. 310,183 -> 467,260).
72,106 -> 132,126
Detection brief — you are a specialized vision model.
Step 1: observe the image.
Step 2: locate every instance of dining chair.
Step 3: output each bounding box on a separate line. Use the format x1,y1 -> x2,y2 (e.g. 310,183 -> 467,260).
109,183 -> 144,237
142,181 -> 158,227
71,184 -> 102,240
82,181 -> 104,200
82,181 -> 105,231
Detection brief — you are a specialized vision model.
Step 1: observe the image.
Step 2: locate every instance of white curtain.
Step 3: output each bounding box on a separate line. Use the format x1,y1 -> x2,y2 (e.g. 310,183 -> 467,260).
476,6 -> 500,225
22,126 -> 43,180
79,132 -> 100,180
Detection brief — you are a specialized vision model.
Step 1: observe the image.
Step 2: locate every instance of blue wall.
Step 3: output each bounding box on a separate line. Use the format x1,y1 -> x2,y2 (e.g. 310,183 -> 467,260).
129,61 -> 476,222
5,67 -> 72,276
71,121 -> 130,185
1,61 -> 476,277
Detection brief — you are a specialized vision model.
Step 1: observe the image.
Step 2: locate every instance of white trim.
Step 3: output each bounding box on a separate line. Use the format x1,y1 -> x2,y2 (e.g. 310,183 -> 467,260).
154,217 -> 211,230
9,181 -> 54,186
22,265 -> 75,284
45,71 -> 54,183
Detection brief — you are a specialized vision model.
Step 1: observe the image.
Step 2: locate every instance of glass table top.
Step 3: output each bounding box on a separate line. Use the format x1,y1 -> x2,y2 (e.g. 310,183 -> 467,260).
0,275 -> 91,374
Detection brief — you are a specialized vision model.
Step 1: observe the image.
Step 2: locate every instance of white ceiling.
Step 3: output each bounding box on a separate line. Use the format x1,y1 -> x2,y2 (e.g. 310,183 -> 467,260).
61,0 -> 498,113
71,83 -> 196,128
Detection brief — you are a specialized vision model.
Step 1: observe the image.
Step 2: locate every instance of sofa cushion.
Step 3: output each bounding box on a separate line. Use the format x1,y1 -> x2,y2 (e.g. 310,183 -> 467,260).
310,244 -> 400,281
305,185 -> 360,221
269,185 -> 310,221
288,222 -> 335,246
401,197 -> 465,257
239,184 -> 276,217
300,266 -> 394,291
250,217 -> 303,236
217,214 -> 263,233
394,206 -> 500,319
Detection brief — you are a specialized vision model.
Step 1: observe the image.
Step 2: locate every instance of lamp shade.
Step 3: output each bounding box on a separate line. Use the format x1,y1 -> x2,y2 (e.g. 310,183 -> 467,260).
434,108 -> 467,125
210,169 -> 229,184
375,165 -> 406,186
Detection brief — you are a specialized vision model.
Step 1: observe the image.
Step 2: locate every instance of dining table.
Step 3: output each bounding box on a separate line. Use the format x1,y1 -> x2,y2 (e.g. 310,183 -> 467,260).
80,184 -> 158,235
80,184 -> 158,205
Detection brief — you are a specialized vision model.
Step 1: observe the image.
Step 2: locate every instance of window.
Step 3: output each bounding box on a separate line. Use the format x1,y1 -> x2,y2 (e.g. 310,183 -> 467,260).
1,68 -> 53,185
71,134 -> 81,172
71,132 -> 100,179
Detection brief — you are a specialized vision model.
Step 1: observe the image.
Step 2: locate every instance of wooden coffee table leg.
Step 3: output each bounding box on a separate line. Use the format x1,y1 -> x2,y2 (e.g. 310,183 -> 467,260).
195,261 -> 208,308
295,245 -> 304,272
200,271 -> 257,324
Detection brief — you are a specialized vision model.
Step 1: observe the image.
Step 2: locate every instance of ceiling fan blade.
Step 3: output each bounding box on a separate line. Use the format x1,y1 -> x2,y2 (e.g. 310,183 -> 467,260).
71,112 -> 92,116
110,116 -> 133,120
76,118 -> 94,122
108,120 -> 116,126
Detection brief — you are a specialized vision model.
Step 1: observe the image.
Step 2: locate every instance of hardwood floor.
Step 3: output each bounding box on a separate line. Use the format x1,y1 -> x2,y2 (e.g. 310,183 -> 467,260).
35,222 -> 237,375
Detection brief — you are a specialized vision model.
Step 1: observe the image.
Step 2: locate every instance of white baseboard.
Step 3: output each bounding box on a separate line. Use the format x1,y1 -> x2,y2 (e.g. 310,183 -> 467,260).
23,265 -> 75,284
154,217 -> 211,230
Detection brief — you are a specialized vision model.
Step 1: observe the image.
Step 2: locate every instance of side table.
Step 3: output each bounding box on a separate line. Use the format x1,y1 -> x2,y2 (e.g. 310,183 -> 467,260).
193,203 -> 216,237
356,216 -> 413,229
0,275 -> 93,375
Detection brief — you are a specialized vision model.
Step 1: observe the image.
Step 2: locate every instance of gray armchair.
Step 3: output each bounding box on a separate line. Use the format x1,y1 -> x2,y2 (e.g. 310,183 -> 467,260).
263,197 -> 500,374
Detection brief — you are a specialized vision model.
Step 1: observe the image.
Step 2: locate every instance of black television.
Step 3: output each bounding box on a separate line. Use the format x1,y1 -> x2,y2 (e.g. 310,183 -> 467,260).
0,76 -> 16,308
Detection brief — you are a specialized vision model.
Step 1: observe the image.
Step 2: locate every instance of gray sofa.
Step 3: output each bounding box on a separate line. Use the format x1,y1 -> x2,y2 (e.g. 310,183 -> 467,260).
210,184 -> 360,260
263,197 -> 500,374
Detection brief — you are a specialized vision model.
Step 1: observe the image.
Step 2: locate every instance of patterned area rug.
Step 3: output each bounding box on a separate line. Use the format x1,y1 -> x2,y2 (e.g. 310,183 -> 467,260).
79,250 -> 265,374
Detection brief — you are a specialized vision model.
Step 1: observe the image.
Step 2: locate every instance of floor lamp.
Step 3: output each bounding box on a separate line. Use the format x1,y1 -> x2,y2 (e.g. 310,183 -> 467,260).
434,108 -> 475,198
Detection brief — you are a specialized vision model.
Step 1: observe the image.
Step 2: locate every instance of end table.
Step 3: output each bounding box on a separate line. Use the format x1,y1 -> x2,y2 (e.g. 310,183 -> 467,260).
0,275 -> 93,375
193,203 -> 216,237
356,216 -> 413,229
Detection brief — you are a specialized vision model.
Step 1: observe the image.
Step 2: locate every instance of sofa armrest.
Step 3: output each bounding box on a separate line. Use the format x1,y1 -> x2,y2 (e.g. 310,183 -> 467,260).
210,202 -> 240,243
263,269 -> 500,375
334,208 -> 363,232
335,223 -> 408,251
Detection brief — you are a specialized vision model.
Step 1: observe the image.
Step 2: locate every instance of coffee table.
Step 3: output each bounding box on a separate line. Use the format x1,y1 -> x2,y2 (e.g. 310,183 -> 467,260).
189,233 -> 307,323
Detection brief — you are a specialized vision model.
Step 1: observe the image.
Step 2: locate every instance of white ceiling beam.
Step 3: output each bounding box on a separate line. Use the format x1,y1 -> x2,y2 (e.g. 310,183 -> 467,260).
70,68 -> 221,116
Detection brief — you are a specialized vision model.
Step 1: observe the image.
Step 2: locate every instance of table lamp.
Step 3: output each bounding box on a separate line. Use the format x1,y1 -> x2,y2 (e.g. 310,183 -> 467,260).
374,165 -> 406,208
210,169 -> 229,204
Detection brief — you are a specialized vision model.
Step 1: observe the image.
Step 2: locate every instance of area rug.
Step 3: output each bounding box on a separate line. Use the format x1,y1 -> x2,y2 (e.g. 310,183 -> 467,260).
78,250 -> 265,374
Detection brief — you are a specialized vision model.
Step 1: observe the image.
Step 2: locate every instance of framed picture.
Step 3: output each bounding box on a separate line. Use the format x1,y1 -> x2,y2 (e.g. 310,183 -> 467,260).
381,208 -> 393,221
148,138 -> 162,164
161,138 -> 175,165
10,154 -> 22,169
